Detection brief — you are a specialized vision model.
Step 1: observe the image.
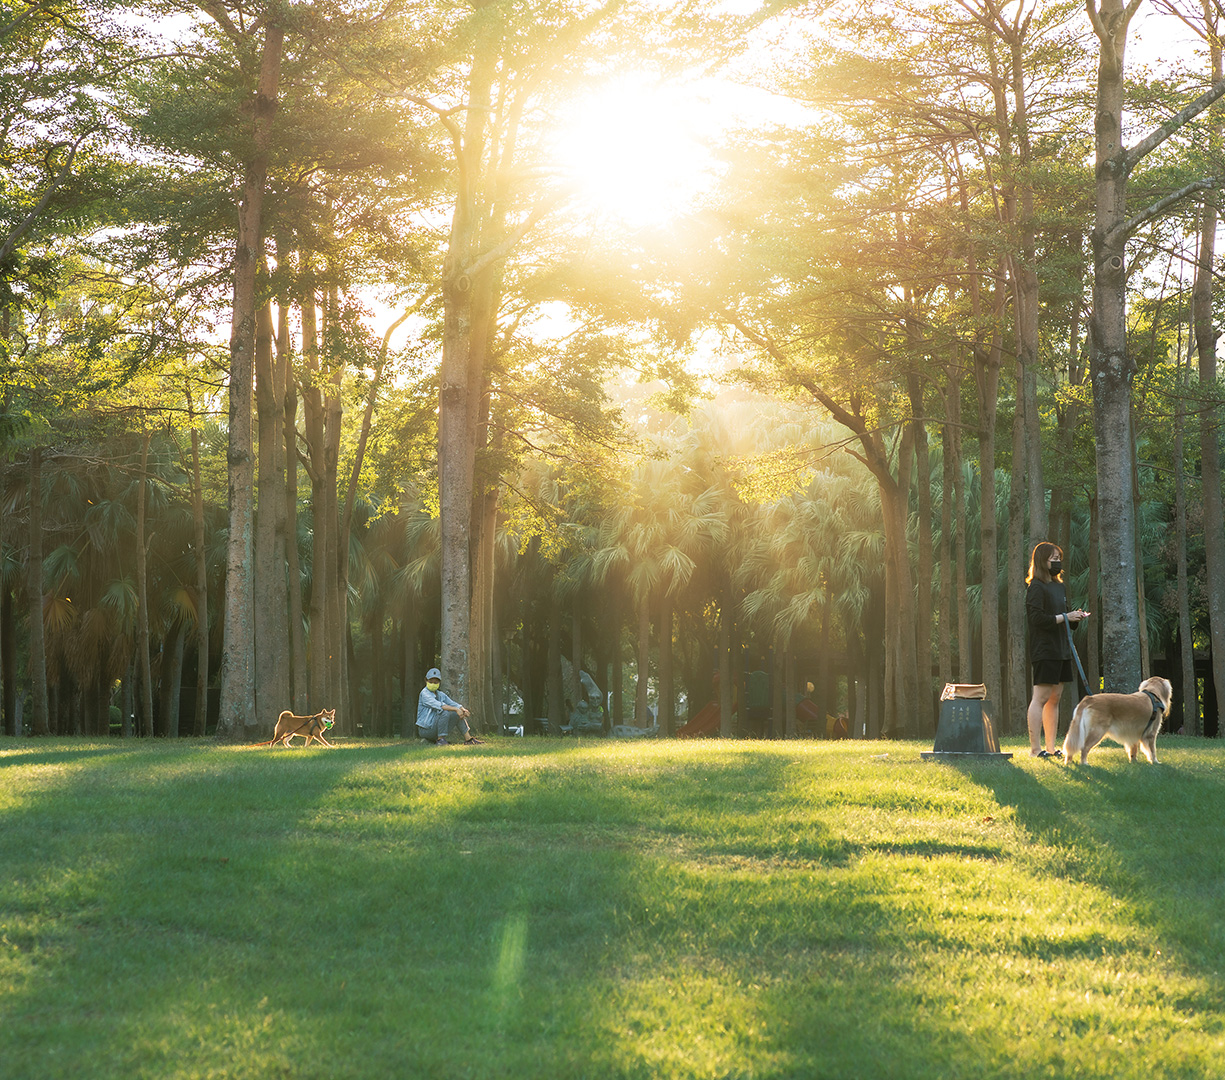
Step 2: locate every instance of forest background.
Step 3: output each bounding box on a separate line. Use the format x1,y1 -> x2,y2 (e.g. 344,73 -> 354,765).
3,0 -> 1225,744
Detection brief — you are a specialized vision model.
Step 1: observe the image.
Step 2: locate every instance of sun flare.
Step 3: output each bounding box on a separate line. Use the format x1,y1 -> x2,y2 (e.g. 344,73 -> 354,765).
549,76 -> 718,228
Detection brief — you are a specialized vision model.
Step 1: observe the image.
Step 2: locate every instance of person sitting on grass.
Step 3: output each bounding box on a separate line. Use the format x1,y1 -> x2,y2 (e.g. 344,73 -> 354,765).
416,667 -> 479,745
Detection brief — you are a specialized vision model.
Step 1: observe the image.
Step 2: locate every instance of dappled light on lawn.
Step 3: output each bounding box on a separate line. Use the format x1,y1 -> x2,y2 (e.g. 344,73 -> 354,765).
548,75 -> 718,229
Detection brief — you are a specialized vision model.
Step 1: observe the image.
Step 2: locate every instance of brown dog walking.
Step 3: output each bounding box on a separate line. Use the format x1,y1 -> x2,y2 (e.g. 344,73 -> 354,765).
1062,678 -> 1172,764
256,708 -> 337,748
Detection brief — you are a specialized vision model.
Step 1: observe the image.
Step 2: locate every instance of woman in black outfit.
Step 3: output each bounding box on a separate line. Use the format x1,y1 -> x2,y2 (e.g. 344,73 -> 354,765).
1025,541 -> 1090,759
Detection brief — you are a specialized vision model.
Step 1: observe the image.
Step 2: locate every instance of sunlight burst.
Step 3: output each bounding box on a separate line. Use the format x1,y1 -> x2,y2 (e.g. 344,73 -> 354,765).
549,76 -> 718,228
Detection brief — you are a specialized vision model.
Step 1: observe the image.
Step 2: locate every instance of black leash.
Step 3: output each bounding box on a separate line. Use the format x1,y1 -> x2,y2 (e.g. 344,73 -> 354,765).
1063,614 -> 1091,696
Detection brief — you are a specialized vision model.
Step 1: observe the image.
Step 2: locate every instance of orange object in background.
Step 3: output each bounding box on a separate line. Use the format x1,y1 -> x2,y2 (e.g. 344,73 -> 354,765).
676,701 -> 732,738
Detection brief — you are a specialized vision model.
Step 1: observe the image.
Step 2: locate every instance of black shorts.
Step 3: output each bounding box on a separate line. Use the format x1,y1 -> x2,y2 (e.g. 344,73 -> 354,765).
1032,659 -> 1072,686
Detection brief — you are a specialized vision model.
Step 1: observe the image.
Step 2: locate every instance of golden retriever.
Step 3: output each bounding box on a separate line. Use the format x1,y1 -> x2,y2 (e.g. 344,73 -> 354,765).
1062,677 -> 1172,764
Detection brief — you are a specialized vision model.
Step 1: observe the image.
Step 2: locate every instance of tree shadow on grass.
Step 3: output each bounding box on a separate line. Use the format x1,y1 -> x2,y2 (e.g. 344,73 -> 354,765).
3,740 -> 1224,1079
946,748 -> 1225,999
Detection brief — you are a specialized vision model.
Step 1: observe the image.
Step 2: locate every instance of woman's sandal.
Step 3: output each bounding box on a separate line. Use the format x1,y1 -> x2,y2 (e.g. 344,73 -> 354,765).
464,735 -> 485,745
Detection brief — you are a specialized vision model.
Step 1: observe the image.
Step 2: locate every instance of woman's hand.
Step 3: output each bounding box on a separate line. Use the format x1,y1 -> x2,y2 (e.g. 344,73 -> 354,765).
1067,609 -> 1090,624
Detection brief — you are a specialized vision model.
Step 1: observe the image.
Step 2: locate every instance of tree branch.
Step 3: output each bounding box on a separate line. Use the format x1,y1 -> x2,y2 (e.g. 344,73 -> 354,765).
193,0 -> 243,44
459,193 -> 565,282
1124,76 -> 1225,171
0,129 -> 94,264
1110,177 -> 1221,243
0,0 -> 59,40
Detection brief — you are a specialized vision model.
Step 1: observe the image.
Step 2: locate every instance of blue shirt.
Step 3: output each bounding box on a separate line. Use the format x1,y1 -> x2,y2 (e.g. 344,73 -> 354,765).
417,686 -> 461,730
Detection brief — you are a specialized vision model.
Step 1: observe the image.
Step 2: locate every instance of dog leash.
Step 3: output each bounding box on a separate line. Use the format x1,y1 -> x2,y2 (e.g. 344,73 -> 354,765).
1063,614 -> 1091,695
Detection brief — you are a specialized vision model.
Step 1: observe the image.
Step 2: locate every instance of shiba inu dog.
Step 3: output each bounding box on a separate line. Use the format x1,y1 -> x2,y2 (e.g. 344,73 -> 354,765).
269,708 -> 336,748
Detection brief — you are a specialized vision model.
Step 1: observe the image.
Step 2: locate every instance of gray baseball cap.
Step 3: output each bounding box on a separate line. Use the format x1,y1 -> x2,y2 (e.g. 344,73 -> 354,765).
426,668 -> 442,681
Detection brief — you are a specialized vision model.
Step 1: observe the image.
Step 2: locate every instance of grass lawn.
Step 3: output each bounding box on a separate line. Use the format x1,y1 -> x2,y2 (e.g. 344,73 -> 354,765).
2,734 -> 1224,1079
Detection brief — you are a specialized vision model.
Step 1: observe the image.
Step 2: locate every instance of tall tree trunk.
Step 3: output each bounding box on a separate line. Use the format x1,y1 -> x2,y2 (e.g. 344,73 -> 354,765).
0,455 -> 5,736
1006,362 -> 1028,733
1087,494 -> 1101,691
548,590 -> 564,732
301,272 -> 333,713
159,620 -> 186,738
1050,232 -> 1088,557
119,661 -> 132,738
1087,0 -> 1143,691
892,416 -> 918,737
944,361 -> 967,685
908,374 -> 935,721
468,476 -> 498,732
492,597 -> 505,730
772,635 -> 784,739
27,446 -> 49,735
135,433 -> 155,738
1194,13 -> 1225,732
189,414 -> 210,737
438,14 -> 501,712
0,354 -> 6,732
324,286 -> 346,730
659,595 -> 674,736
611,590 -> 624,726
1130,420 -> 1151,674
571,588 -> 583,712
784,642 -> 796,739
217,23 -> 284,740
1175,329 -> 1199,735
953,427 -> 972,682
281,304 -> 307,713
254,296 -> 290,727
939,370 -> 955,689
1,584 -> 13,736
975,334 -> 1004,715
519,607 -> 536,729
718,592 -> 732,738
635,592 -> 651,726
370,607 -> 384,735
1008,28 -> 1047,544
402,602 -> 419,738
818,575 -> 833,722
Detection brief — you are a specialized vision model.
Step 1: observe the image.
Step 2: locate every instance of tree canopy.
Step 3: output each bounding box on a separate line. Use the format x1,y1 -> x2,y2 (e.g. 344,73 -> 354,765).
2,0 -> 1225,742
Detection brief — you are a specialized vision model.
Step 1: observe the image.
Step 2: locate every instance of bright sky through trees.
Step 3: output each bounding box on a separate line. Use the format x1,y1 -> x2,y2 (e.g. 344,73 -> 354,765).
547,74 -> 721,227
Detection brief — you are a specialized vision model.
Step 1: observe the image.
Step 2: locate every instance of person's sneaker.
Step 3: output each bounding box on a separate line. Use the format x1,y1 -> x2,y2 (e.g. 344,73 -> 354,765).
435,736 -> 448,746
1037,749 -> 1061,760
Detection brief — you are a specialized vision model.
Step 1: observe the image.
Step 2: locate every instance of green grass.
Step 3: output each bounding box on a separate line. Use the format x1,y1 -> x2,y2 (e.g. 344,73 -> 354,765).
2,735 -> 1224,1079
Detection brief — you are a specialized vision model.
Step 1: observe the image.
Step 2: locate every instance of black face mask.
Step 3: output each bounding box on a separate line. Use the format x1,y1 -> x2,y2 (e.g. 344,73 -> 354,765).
1048,560 -> 1063,576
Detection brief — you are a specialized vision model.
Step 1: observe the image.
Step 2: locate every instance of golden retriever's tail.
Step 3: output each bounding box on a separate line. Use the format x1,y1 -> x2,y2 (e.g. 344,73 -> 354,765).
1063,699 -> 1089,761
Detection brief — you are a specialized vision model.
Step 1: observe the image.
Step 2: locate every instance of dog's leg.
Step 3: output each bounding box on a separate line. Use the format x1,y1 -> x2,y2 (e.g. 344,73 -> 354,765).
1080,720 -> 1109,763
1063,705 -> 1086,763
1140,737 -> 1159,764
1082,710 -> 1112,764
1125,741 -> 1139,762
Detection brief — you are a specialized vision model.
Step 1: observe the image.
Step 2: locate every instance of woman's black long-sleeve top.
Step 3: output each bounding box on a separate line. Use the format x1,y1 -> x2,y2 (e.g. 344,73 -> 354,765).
1026,578 -> 1071,662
